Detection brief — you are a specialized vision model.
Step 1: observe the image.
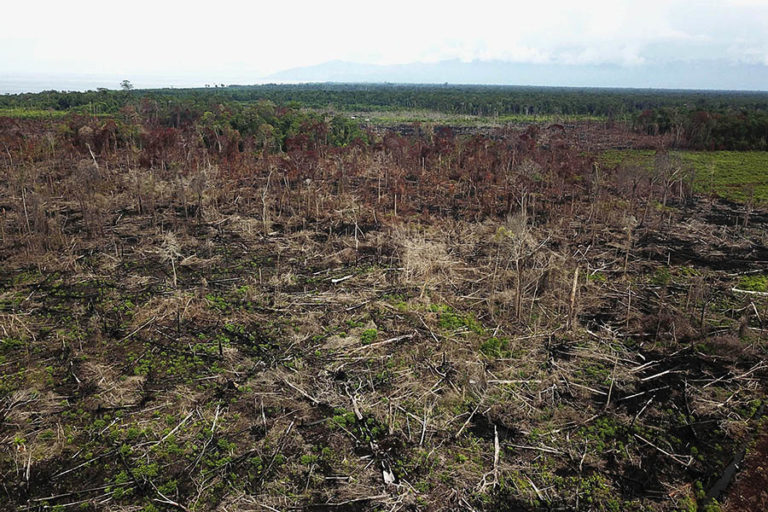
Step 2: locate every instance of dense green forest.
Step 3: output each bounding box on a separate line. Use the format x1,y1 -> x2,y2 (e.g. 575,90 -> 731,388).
4,83 -> 768,117
633,108 -> 768,150
4,83 -> 768,149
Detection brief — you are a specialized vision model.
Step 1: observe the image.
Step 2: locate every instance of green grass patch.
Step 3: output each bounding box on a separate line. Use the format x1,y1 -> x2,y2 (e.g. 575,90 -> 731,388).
1,337 -> 25,352
479,337 -> 510,358
429,304 -> 485,333
599,149 -> 768,204
346,109 -> 607,127
360,328 -> 378,345
0,107 -> 112,119
0,108 -> 71,119
599,149 -> 656,172
737,274 -> 768,292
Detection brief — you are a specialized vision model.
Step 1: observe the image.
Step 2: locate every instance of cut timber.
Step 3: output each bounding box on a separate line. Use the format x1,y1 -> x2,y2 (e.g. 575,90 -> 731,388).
732,287 -> 768,296
568,267 -> 579,330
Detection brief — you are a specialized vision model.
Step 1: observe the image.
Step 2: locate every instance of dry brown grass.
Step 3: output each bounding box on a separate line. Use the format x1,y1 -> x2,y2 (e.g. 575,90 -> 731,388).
0,115 -> 766,512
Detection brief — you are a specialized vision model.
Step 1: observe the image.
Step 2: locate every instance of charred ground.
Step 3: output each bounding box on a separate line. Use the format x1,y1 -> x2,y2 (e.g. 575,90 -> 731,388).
0,102 -> 767,511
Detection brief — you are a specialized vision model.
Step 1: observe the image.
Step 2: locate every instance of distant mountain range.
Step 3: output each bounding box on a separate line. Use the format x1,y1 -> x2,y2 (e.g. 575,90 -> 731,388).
268,59 -> 768,91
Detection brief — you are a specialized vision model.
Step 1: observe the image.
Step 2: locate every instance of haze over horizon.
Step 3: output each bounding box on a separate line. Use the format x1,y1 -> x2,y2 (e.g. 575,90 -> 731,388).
3,0 -> 768,92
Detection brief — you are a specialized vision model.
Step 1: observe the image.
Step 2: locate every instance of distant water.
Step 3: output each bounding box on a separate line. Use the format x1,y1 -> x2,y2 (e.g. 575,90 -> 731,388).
0,74 -> 269,94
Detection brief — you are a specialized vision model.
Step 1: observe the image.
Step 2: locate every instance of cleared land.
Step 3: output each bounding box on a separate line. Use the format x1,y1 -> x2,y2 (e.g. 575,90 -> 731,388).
601,150 -> 768,204
0,92 -> 767,512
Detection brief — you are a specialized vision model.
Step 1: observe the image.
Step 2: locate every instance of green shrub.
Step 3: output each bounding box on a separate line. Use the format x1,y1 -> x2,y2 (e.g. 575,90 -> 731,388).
360,329 -> 378,345
330,408 -> 356,429
300,454 -> 318,465
651,267 -> 671,286
738,274 -> 768,292
588,272 -> 607,283
480,337 -> 510,358
430,304 -> 484,333
0,337 -> 25,352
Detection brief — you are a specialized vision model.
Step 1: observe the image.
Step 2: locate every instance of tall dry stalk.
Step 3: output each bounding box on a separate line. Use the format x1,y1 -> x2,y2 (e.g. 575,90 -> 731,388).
160,232 -> 182,288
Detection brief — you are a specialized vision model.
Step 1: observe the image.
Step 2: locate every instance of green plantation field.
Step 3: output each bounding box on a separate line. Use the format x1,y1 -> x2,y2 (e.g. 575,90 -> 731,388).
349,109 -> 605,125
600,149 -> 768,204
0,108 -> 72,119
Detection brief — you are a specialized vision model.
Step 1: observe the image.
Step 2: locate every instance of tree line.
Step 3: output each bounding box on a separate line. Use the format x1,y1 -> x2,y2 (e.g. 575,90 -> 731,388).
4,83 -> 768,119
633,108 -> 768,150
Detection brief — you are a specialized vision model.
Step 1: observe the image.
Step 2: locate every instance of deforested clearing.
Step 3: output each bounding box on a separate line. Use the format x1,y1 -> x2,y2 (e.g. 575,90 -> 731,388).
1,89 -> 767,511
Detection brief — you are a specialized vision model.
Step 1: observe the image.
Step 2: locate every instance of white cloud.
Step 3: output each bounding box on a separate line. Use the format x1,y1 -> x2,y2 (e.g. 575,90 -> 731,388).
1,0 -> 767,78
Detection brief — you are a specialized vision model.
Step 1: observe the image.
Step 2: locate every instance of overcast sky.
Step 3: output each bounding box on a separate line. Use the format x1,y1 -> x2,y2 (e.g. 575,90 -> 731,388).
2,0 -> 767,85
